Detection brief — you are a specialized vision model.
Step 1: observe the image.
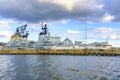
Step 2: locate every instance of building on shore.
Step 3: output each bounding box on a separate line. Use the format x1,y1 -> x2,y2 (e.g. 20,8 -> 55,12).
74,41 -> 112,49
51,38 -> 74,49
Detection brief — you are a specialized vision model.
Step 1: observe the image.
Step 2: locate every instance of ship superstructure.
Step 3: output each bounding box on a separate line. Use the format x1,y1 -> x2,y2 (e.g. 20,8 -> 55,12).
35,22 -> 61,49
6,24 -> 29,49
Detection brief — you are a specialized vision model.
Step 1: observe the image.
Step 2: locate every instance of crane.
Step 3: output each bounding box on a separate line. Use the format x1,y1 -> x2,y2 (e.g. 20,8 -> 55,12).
15,24 -> 29,38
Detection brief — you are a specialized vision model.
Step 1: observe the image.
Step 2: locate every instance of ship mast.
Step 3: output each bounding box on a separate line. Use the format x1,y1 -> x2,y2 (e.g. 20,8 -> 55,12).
39,21 -> 48,35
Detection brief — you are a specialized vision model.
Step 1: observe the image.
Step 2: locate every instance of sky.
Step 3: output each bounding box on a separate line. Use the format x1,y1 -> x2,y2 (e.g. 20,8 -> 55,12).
0,0 -> 120,47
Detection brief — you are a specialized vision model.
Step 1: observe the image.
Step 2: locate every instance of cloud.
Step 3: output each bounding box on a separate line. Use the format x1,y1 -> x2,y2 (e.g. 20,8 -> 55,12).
29,25 -> 40,32
95,4 -> 104,10
101,13 -> 114,22
104,0 -> 120,21
110,35 -> 117,40
0,0 -> 105,23
8,19 -> 16,24
0,30 -> 12,38
60,20 -> 69,24
0,19 -> 16,38
94,27 -> 116,34
89,27 -> 120,40
1,0 -> 120,22
39,0 -> 77,11
0,19 -> 9,28
67,29 -> 80,35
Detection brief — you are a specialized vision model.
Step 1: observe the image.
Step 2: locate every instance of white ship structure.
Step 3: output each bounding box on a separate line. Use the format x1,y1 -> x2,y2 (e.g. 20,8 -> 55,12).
6,24 -> 29,49
4,22 -> 112,50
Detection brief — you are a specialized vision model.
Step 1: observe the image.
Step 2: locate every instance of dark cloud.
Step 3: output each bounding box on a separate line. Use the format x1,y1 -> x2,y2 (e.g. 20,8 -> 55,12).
0,0 -> 105,23
105,0 -> 120,21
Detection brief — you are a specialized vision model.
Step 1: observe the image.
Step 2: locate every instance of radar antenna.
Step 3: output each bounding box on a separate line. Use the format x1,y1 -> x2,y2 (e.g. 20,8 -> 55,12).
39,21 -> 48,35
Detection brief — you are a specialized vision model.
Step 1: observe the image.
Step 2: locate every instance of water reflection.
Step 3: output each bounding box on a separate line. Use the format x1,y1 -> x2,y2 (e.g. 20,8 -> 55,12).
0,55 -> 16,80
0,55 -> 119,80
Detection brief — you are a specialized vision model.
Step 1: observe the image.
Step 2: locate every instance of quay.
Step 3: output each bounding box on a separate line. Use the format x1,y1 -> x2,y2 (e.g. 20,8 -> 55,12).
0,49 -> 120,56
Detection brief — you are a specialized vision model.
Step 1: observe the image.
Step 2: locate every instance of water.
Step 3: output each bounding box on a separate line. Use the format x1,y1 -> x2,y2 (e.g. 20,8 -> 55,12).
0,55 -> 119,80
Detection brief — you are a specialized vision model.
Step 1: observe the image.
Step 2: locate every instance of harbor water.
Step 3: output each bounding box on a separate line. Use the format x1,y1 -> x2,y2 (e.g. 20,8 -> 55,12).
0,55 -> 119,80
